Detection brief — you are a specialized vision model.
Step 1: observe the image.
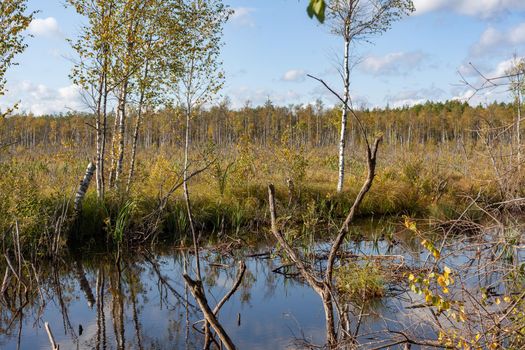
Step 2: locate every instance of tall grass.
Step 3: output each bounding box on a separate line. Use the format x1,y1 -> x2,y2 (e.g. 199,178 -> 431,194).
0,141 -> 512,252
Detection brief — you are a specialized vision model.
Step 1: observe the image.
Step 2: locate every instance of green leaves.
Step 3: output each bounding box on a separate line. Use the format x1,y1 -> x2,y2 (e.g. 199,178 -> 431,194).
307,0 -> 326,23
0,0 -> 35,115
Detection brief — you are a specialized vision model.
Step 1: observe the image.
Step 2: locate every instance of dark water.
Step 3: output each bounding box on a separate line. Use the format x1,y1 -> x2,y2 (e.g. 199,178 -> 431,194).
1,224 -> 517,350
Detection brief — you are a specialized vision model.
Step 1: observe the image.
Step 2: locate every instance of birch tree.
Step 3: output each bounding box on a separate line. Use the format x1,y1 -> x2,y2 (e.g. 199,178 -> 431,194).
0,0 -> 35,118
507,57 -> 525,169
69,0 -> 172,196
108,0 -> 164,189
167,0 -> 230,243
126,0 -> 177,193
68,0 -> 120,199
167,0 -> 232,344
326,0 -> 414,192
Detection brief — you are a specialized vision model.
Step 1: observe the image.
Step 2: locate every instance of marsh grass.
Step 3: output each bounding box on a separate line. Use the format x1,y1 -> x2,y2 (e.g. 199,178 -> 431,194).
335,261 -> 385,302
0,142 -> 515,253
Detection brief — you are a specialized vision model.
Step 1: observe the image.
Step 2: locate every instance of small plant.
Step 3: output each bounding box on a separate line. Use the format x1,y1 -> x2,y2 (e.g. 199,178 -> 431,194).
335,261 -> 385,303
112,200 -> 135,243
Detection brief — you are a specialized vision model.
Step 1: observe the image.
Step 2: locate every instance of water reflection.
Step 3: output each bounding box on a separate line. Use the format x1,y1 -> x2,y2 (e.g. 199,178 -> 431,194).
0,247 -> 332,350
0,230 -> 510,350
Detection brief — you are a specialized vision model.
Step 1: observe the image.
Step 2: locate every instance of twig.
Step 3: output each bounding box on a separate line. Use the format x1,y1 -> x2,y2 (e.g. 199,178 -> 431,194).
45,322 -> 60,350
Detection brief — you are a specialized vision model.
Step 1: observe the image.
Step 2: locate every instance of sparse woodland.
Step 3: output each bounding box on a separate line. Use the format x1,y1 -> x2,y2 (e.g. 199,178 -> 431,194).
1,0 -> 525,349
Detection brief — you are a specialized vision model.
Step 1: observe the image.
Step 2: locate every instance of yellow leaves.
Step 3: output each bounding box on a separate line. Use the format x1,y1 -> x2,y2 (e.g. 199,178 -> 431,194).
443,265 -> 451,276
458,310 -> 467,322
403,216 -> 443,260
437,275 -> 447,287
403,215 -> 418,232
421,239 -> 441,259
425,293 -> 433,303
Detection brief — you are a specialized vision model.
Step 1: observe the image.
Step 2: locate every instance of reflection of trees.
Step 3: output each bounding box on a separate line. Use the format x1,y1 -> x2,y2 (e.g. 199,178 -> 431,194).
109,258 -> 125,349
0,246 -> 284,350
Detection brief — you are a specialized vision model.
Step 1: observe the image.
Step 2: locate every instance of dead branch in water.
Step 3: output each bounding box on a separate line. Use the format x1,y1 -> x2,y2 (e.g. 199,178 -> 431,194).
183,274 -> 237,350
45,322 -> 60,350
267,133 -> 380,348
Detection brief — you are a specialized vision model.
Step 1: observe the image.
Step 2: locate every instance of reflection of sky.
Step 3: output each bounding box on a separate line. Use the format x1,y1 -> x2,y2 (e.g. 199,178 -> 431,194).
1,251 -> 331,350
1,233 -> 506,350
0,244 -> 431,350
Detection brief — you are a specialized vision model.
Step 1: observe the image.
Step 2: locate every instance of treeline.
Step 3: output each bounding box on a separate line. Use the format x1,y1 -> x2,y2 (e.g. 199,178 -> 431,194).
1,99 -> 518,151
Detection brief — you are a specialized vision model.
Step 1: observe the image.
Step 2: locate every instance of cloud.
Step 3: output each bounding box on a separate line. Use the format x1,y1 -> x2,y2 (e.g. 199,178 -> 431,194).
451,87 -> 505,106
282,69 -> 306,82
451,57 -> 525,105
489,57 -> 523,77
471,23 -> 525,56
385,86 -> 446,108
28,17 -> 61,38
0,81 -> 84,115
459,56 -> 524,86
360,51 -> 426,75
230,7 -> 256,27
413,0 -> 525,18
227,86 -> 305,109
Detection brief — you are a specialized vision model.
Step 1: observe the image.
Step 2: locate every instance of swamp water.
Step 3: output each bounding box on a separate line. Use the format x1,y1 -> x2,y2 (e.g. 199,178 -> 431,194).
0,222 -> 513,349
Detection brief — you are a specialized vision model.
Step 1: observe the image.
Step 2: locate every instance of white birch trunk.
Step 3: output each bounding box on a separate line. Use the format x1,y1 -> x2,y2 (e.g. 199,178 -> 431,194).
337,30 -> 351,193
517,74 -> 522,170
127,59 -> 150,193
114,80 -> 128,187
75,162 -> 96,212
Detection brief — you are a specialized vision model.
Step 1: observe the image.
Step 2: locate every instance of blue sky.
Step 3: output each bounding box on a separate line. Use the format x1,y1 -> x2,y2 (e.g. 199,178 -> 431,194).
2,0 -> 525,115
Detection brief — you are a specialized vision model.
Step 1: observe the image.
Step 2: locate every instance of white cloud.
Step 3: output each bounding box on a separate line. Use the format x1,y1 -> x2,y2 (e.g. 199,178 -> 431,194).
0,81 -> 84,115
489,57 -> 520,77
451,57 -> 524,105
471,23 -> 525,56
452,88 -> 476,102
227,86 -> 305,109
510,23 -> 525,44
360,51 -> 426,75
451,87 -> 505,106
230,7 -> 256,27
282,69 -> 306,82
414,0 -> 525,18
28,17 -> 61,38
385,86 -> 445,108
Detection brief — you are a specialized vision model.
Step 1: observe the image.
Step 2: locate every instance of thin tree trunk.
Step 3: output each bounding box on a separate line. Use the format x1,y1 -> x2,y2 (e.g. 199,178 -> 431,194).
516,74 -> 522,171
95,72 -> 104,199
337,31 -> 351,193
126,60 -> 149,193
108,105 -> 120,188
114,80 -> 129,187
183,105 -> 201,278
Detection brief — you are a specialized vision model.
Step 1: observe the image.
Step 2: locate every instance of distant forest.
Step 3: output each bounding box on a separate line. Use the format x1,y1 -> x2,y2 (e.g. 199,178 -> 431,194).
1,100 -> 518,150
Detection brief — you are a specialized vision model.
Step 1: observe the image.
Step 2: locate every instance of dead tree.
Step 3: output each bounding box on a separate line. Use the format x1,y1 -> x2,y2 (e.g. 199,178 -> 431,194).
265,72 -> 382,347
183,261 -> 246,350
268,134 -> 380,347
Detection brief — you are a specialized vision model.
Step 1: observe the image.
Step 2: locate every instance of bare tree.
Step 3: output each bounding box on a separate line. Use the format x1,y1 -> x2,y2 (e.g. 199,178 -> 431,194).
269,72 -> 382,347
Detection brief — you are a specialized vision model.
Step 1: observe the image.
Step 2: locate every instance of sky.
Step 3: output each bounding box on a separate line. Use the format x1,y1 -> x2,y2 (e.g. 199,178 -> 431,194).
2,0 -> 525,115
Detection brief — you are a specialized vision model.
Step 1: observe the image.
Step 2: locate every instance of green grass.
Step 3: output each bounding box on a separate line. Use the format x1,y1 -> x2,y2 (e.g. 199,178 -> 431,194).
335,262 -> 385,302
